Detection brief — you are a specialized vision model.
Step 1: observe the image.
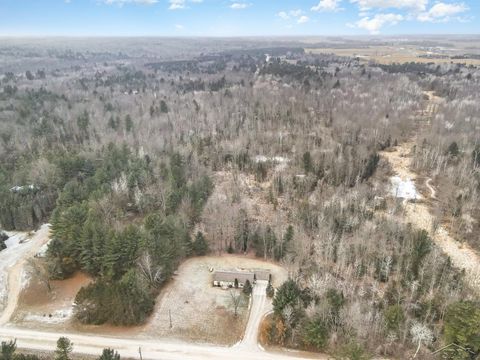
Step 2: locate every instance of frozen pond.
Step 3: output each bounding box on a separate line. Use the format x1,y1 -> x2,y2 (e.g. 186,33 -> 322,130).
390,176 -> 421,200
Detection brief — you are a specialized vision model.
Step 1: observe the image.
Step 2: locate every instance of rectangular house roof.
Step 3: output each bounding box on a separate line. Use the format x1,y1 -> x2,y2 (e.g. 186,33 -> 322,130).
253,269 -> 271,281
213,270 -> 255,284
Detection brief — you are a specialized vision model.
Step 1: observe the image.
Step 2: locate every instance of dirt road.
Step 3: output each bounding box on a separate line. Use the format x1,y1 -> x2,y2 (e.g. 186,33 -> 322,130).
425,178 -> 436,199
0,228 -> 318,359
0,281 -> 319,360
382,144 -> 480,291
0,224 -> 51,325
0,326 -> 320,360
381,91 -> 480,293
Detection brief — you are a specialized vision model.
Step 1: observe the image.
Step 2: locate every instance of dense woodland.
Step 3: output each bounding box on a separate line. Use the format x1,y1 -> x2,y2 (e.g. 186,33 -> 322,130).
0,39 -> 479,359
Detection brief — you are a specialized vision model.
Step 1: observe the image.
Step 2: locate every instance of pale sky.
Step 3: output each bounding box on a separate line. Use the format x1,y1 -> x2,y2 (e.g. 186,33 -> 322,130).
0,0 -> 478,36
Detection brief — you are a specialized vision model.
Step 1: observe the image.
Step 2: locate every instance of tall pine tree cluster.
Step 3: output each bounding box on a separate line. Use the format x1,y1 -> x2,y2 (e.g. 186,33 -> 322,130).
46,144 -> 213,325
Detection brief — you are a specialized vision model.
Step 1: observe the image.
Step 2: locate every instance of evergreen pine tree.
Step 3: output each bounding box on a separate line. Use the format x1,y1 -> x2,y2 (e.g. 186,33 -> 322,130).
98,349 -> 121,360
193,231 -> 208,256
1,339 -> 16,360
160,100 -> 169,113
243,279 -> 252,295
55,337 -> 73,360
266,283 -> 275,298
125,114 -> 133,132
302,151 -> 313,173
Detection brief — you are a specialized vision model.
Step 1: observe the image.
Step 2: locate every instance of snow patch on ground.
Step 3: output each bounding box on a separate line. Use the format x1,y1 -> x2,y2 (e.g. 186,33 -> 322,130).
24,308 -> 73,324
21,268 -> 30,290
0,273 -> 6,311
4,232 -> 28,249
0,224 -> 50,313
0,233 -> 30,311
255,155 -> 289,172
36,239 -> 52,258
255,155 -> 289,163
390,176 -> 421,200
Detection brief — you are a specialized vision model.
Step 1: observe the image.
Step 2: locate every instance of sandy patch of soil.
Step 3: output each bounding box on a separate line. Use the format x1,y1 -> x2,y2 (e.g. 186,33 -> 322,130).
12,272 -> 92,331
380,90 -> 480,292
381,142 -> 480,293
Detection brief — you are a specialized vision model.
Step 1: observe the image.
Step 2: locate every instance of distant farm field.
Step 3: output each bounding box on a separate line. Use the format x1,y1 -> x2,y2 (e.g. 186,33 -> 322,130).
306,46 -> 480,65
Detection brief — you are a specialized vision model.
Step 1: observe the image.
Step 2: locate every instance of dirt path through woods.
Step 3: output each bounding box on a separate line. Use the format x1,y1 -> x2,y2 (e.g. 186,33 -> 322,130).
0,224 -> 51,325
425,178 -> 436,199
380,92 -> 480,293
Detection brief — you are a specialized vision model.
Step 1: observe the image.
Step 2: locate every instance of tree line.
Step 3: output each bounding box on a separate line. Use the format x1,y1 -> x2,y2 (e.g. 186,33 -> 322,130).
1,337 -> 121,360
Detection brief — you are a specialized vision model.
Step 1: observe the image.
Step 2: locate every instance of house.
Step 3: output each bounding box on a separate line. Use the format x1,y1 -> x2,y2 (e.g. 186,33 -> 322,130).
212,269 -> 271,288
213,270 -> 254,288
252,269 -> 271,281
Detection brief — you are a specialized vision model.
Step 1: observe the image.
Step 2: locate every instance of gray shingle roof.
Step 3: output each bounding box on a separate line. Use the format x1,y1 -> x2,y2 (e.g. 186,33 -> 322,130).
253,269 -> 271,281
213,269 -> 271,283
213,270 -> 254,284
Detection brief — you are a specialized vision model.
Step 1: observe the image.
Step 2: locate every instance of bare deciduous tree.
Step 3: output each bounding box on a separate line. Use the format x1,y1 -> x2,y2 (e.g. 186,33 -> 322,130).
229,289 -> 244,317
410,322 -> 434,358
137,252 -> 163,289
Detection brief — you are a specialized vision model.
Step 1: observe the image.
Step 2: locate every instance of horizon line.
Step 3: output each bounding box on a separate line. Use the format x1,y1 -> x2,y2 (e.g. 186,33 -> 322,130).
1,33 -> 480,39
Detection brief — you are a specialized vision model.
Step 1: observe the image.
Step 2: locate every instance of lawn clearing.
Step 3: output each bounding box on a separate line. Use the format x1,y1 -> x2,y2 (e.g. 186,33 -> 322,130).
10,255 -> 287,346
140,255 -> 287,345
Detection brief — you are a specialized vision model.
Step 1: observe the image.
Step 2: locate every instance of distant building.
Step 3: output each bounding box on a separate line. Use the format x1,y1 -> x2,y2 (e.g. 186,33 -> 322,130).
212,269 -> 271,288
9,184 -> 38,193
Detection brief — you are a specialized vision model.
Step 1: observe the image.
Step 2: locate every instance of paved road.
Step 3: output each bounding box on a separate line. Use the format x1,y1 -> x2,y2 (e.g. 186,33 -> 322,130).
236,280 -> 270,351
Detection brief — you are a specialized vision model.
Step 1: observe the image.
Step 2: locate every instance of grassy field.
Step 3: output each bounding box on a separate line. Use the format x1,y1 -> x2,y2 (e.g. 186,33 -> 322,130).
140,255 -> 287,345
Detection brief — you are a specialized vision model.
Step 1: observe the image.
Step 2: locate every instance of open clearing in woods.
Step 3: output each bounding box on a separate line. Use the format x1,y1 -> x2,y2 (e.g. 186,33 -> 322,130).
8,255 -> 287,346
382,142 -> 480,292
140,255 -> 287,345
381,91 -> 480,293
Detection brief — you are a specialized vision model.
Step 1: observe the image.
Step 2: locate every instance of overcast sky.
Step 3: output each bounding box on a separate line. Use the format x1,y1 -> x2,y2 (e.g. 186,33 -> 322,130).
0,0 -> 478,36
